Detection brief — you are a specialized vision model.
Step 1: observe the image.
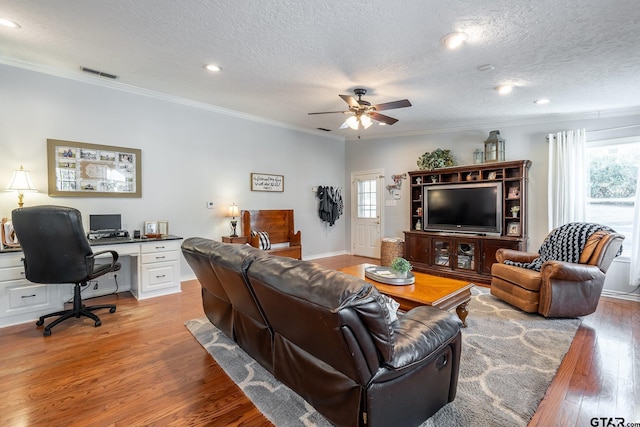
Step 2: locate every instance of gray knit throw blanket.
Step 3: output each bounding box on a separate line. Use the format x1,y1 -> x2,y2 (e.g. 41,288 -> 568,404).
504,222 -> 620,272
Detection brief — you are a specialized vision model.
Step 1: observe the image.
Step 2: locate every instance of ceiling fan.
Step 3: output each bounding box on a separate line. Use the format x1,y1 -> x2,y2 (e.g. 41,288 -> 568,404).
308,88 -> 412,130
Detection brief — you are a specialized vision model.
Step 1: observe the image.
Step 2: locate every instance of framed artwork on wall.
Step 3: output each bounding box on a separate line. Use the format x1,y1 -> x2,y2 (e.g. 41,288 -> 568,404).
250,173 -> 284,192
47,139 -> 142,197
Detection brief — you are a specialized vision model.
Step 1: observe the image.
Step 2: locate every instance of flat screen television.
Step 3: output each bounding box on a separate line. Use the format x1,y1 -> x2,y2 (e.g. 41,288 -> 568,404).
424,182 -> 502,235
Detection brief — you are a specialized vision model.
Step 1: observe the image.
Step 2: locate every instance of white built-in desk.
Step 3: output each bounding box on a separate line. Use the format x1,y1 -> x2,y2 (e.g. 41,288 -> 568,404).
0,235 -> 183,328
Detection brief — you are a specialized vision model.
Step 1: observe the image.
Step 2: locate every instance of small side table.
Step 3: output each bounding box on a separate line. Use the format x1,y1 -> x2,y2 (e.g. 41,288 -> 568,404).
222,236 -> 248,244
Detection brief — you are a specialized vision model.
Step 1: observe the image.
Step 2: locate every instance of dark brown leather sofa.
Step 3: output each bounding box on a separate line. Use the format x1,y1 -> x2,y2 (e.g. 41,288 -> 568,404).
182,237 -> 462,427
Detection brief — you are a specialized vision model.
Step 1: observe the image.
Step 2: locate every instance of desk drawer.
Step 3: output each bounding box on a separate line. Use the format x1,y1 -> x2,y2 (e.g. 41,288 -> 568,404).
141,264 -> 176,291
141,241 -> 180,254
8,283 -> 48,309
141,251 -> 179,264
0,266 -> 26,282
0,253 -> 24,269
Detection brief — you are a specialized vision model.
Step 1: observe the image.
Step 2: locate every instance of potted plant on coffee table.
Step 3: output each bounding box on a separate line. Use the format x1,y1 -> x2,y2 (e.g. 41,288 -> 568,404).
391,257 -> 412,278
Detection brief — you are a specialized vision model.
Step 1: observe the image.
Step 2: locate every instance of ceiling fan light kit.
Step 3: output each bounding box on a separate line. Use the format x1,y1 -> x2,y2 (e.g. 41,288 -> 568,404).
309,88 -> 411,131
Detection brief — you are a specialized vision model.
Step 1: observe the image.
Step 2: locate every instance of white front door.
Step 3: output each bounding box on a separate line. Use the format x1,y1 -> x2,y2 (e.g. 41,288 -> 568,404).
351,170 -> 383,258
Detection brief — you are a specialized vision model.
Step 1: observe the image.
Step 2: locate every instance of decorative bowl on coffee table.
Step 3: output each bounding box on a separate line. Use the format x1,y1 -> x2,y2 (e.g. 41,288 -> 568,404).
364,266 -> 415,285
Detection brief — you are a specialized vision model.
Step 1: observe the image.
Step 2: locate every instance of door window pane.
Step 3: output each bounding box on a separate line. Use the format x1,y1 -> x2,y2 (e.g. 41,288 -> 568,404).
357,179 -> 377,218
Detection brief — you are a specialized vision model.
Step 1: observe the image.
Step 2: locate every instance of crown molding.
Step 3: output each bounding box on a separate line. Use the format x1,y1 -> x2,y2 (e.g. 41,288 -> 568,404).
3,56 -> 637,144
346,107 -> 640,141
0,57 -> 345,142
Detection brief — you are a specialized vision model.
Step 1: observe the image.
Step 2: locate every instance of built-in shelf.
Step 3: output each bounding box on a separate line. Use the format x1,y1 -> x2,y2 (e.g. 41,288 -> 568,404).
405,160 -> 531,284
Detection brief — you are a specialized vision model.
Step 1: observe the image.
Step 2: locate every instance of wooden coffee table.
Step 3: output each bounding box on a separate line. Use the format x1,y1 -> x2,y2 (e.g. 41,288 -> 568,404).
339,263 -> 474,327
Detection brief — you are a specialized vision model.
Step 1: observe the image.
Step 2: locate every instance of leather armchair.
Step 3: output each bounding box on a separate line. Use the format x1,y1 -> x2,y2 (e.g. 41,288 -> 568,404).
491,228 -> 624,317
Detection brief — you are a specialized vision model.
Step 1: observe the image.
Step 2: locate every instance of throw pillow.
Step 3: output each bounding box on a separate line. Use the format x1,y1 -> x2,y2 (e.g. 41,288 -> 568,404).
380,294 -> 400,323
251,230 -> 271,250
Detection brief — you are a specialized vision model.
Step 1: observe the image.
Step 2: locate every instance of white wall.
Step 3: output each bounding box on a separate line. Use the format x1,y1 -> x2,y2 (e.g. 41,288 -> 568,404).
345,114 -> 640,294
0,63 -> 347,278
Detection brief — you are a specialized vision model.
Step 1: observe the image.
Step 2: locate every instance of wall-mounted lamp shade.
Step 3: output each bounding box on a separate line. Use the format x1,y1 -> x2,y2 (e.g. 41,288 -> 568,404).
6,165 -> 37,208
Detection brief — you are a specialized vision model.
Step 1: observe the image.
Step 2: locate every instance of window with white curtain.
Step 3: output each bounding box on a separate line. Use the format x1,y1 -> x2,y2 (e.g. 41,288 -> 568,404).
585,137 -> 640,257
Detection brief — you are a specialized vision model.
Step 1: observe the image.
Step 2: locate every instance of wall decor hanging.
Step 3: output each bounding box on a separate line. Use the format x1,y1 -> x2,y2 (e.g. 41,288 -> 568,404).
251,173 -> 284,192
47,139 -> 141,197
386,173 -> 407,194
316,186 -> 343,226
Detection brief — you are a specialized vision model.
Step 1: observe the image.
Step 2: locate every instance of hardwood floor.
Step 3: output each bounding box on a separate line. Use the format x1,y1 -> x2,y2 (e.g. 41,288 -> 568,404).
0,254 -> 637,426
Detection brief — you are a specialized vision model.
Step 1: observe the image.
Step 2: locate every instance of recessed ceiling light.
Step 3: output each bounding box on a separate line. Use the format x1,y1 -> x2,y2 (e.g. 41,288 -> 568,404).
495,84 -> 514,95
378,122 -> 387,126
0,18 -> 21,29
440,32 -> 468,49
204,64 -> 222,72
534,98 -> 551,105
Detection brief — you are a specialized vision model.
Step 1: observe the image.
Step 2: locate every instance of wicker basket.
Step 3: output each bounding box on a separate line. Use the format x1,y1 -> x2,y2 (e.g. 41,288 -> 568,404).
381,237 -> 404,266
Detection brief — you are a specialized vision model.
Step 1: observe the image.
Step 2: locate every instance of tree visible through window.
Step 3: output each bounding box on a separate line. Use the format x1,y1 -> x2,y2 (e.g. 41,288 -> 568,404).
586,138 -> 640,256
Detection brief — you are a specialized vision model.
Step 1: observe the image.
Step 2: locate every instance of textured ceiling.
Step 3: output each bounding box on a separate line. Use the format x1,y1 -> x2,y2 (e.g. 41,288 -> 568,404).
1,0 -> 640,140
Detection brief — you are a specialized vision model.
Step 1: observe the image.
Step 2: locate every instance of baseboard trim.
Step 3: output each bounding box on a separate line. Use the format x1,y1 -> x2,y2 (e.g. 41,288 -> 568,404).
303,250 -> 348,260
601,289 -> 640,302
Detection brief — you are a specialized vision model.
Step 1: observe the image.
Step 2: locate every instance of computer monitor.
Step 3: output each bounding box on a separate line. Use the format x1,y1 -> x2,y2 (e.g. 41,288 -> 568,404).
89,214 -> 121,231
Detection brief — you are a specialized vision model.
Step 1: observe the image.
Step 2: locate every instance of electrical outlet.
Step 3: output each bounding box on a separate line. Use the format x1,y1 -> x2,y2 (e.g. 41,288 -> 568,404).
93,282 -> 99,290
206,201 -> 215,209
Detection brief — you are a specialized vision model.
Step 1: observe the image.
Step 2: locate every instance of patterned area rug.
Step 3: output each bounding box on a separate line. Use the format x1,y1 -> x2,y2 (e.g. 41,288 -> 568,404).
185,287 -> 581,426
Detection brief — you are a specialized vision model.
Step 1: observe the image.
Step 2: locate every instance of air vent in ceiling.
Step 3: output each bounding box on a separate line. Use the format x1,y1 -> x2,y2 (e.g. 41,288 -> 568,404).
316,128 -> 332,132
80,66 -> 118,79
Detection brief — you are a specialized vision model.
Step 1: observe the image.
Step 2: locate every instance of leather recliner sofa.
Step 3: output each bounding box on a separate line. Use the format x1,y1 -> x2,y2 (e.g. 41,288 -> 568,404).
182,237 -> 462,427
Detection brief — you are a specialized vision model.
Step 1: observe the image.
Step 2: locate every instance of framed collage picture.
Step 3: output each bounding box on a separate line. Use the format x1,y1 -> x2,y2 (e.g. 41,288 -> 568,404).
47,139 -> 141,197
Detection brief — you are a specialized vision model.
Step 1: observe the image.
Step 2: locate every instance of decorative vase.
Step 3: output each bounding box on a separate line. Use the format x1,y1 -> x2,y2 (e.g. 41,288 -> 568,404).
395,271 -> 408,278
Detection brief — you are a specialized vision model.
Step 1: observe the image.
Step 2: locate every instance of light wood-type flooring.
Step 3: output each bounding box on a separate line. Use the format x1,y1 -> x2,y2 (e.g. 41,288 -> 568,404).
0,255 -> 637,426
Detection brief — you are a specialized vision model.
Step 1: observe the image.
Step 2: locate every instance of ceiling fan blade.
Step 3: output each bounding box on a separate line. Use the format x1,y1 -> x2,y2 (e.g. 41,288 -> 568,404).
339,94 -> 360,108
373,99 -> 412,111
370,111 -> 399,125
308,111 -> 349,115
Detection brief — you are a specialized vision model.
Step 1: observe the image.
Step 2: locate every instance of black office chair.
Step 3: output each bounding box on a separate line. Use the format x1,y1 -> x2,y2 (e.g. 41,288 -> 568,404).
12,205 -> 121,336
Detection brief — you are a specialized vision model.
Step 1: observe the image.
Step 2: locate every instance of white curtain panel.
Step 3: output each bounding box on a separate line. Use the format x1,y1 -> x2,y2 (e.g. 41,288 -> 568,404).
630,166 -> 640,287
547,129 -> 587,229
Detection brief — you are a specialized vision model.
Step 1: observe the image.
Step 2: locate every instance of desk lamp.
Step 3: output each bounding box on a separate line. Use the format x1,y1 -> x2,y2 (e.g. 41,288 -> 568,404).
227,203 -> 240,237
6,165 -> 37,208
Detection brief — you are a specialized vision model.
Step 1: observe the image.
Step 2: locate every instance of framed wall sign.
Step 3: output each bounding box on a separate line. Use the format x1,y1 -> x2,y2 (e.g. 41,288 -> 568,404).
250,173 -> 284,192
47,139 -> 141,197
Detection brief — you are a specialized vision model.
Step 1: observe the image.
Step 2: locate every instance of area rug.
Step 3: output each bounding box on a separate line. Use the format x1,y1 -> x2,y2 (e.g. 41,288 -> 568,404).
185,288 -> 581,426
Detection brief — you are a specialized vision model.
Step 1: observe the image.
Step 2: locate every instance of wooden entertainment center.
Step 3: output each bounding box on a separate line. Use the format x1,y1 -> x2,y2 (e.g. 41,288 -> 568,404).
404,160 -> 531,284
